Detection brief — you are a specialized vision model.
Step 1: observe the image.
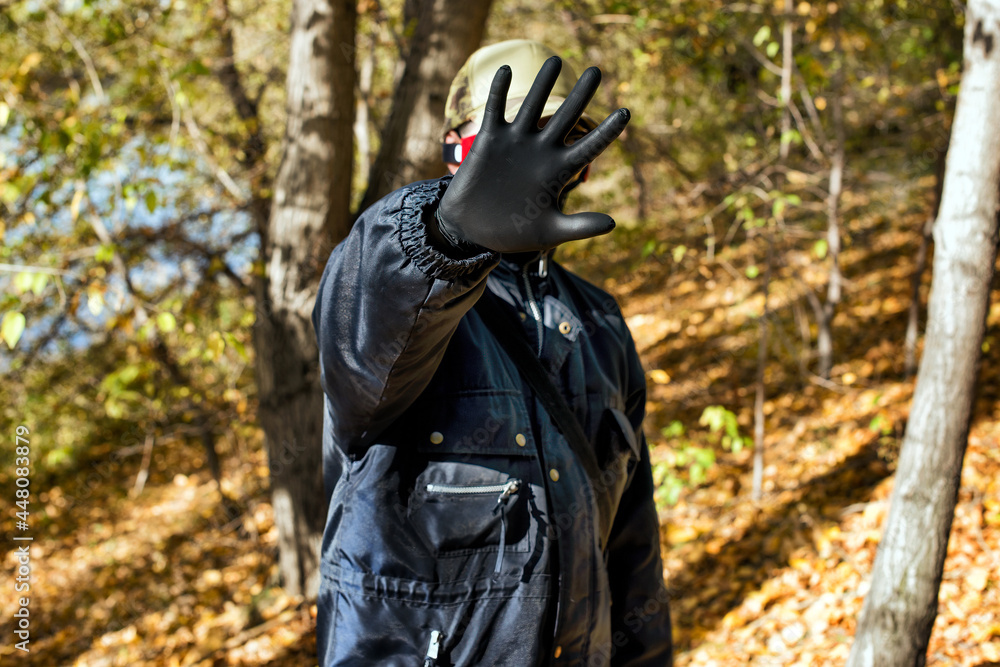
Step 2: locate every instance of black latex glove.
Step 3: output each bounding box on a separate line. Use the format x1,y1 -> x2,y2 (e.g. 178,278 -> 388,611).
435,56 -> 630,253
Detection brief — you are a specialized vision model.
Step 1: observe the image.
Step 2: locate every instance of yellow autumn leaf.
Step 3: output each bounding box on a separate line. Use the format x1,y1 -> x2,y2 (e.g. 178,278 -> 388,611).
667,524 -> 700,544
649,369 -> 671,384
1,311 -> 26,349
18,52 -> 42,75
968,567 -> 990,592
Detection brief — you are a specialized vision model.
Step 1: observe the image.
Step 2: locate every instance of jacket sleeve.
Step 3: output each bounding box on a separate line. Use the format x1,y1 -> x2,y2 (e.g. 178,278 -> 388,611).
311,177 -> 499,454
606,336 -> 674,666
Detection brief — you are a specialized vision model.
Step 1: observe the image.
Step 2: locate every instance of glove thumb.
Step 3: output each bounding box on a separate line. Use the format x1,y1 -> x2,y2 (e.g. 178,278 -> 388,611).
547,211 -> 617,247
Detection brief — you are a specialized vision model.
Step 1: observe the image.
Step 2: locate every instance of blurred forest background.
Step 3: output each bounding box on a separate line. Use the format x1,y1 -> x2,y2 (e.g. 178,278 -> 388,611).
2,0 -> 1000,664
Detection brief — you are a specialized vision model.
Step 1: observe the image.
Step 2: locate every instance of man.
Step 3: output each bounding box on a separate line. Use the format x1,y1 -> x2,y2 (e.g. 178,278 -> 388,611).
312,39 -> 673,666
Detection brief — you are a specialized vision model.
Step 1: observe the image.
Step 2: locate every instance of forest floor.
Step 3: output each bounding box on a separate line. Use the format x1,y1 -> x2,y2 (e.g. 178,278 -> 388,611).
3,166 -> 1000,666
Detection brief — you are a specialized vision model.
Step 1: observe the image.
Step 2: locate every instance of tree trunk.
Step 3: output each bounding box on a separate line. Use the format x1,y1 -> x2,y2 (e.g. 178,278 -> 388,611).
356,0 -> 493,214
751,237 -> 773,502
904,147 -> 947,377
817,5 -> 844,380
256,0 -> 357,599
903,214 -> 934,378
778,0 -> 793,162
847,2 -> 1000,663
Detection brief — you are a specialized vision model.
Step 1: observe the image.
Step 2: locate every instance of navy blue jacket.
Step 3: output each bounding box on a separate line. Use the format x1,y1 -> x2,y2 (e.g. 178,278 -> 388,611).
312,176 -> 672,666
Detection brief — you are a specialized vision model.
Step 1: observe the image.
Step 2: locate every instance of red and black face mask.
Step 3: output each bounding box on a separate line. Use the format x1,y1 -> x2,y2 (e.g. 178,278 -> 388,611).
442,130 -> 591,182
441,134 -> 479,165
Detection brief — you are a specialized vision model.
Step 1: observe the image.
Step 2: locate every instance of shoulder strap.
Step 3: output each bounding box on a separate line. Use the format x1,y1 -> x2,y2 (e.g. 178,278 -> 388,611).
474,290 -> 604,499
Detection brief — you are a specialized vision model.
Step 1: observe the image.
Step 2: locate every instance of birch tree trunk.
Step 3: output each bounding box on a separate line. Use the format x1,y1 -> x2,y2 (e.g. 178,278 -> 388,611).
256,0 -> 356,598
847,2 -> 1000,662
356,0 -> 493,213
817,5 -> 844,380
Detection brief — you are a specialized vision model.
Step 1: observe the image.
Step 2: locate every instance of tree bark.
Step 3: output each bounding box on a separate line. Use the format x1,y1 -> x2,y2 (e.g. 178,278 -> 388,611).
751,237 -> 773,502
356,0 -> 493,214
817,5 -> 844,380
905,148 -> 947,377
778,0 -> 793,162
256,0 -> 357,598
847,2 -> 1000,663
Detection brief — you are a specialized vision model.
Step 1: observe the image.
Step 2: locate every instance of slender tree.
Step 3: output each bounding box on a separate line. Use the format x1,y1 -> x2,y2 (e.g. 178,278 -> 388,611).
848,1 -> 1000,662
751,0 -> 794,501
256,0 -> 357,597
356,0 -> 494,213
816,3 -> 845,380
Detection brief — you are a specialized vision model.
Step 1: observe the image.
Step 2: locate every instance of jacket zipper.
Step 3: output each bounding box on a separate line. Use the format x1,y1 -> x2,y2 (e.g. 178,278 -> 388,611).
521,262 -> 544,356
423,629 -> 443,667
424,479 -> 520,496
425,479 -> 521,579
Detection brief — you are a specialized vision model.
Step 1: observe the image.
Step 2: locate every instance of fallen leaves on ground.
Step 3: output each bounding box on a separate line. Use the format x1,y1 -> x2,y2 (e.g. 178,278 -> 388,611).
4,167 -> 1000,666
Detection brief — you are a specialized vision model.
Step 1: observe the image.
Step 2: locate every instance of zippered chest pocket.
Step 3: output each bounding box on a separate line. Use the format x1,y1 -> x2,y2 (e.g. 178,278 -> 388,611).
408,463 -> 531,559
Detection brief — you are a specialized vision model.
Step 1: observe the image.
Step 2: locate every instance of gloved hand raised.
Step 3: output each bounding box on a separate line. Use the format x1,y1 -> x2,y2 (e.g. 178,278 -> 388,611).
435,56 -> 630,253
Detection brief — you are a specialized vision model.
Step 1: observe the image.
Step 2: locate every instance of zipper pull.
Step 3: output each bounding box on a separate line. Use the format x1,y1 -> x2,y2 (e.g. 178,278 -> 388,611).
537,253 -> 549,278
492,479 -> 521,580
423,630 -> 443,667
495,479 -> 520,507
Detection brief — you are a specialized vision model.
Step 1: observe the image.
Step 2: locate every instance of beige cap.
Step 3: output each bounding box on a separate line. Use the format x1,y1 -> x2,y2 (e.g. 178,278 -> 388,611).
444,39 -> 597,135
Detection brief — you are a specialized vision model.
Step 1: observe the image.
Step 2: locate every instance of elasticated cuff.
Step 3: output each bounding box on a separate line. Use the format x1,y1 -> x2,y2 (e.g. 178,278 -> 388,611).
396,178 -> 499,282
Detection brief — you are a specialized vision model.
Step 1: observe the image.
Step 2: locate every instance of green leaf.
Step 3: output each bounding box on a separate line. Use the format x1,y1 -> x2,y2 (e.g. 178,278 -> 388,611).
745,265 -> 760,279
700,406 -> 725,432
95,244 -> 116,263
661,420 -> 686,438
641,239 -> 657,259
119,364 -> 141,385
156,312 -> 176,333
766,41 -> 780,58
223,332 -> 248,361
656,474 -> 684,508
689,462 -> 706,486
2,183 -> 21,204
0,102 -> 10,128
31,273 -> 48,295
693,447 -> 716,468
780,129 -> 802,145
1,311 -> 26,349
145,190 -> 157,213
14,271 -> 34,294
814,238 -> 829,259
753,25 -> 771,47
206,331 -> 226,358
175,59 -> 212,77
772,199 -> 786,219
672,245 -> 687,263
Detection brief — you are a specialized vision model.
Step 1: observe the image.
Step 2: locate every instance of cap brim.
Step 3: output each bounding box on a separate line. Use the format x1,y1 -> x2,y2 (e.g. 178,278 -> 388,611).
466,96 -> 599,131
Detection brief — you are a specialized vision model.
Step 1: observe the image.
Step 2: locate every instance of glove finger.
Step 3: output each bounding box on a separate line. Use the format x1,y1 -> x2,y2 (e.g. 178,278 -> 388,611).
563,108 -> 630,174
511,56 -> 562,131
482,65 -> 512,129
546,211 -> 616,247
543,66 -> 601,142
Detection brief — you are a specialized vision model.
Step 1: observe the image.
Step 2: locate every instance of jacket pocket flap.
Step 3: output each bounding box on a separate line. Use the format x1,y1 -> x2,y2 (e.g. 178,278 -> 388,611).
413,391 -> 536,457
